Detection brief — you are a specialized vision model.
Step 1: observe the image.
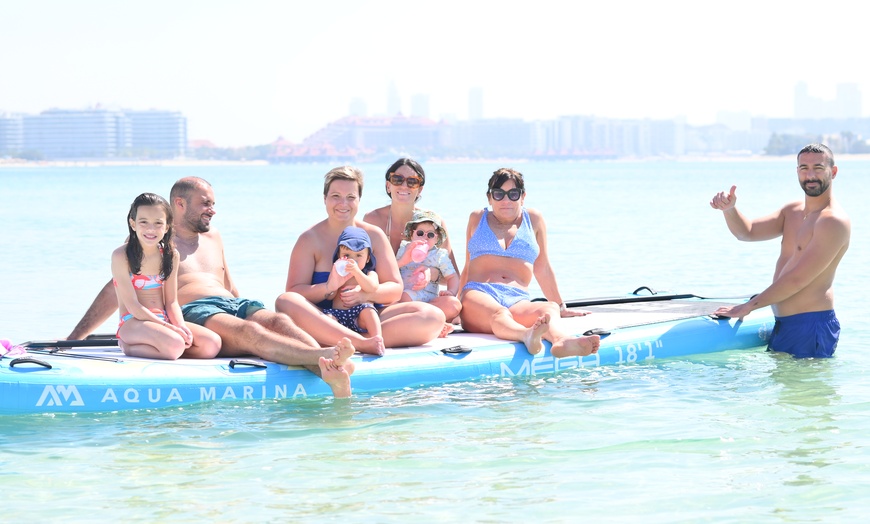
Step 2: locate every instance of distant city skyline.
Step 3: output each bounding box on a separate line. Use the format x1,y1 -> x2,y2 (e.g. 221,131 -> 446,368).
7,80 -> 863,151
2,0 -> 870,147
351,81 -> 864,125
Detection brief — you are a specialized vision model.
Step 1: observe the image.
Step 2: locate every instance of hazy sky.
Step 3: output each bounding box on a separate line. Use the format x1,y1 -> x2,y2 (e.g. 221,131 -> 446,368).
1,0 -> 867,146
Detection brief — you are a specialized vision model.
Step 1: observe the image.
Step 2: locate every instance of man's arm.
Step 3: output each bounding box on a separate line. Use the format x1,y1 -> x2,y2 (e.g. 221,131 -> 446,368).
715,216 -> 849,319
710,185 -> 785,241
66,280 -> 117,339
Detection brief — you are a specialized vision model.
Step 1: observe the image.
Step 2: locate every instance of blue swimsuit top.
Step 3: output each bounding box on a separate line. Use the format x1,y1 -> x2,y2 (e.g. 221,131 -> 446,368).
468,208 -> 540,264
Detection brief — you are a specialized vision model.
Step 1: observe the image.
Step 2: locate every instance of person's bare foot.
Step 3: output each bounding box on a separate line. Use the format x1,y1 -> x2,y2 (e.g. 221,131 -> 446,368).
331,337 -> 356,366
439,322 -> 455,338
355,335 -> 385,356
318,356 -> 352,398
551,334 -> 600,358
522,313 -> 550,355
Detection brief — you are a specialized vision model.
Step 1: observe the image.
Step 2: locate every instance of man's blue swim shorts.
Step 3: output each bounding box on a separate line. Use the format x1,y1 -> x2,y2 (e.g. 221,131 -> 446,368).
768,309 -> 839,358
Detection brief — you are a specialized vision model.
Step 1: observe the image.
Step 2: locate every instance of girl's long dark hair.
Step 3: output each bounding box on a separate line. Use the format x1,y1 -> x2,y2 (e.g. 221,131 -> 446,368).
125,193 -> 174,278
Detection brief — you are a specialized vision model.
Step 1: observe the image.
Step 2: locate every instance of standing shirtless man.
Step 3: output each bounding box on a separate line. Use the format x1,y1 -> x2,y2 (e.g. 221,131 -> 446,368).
68,177 -> 354,397
709,143 -> 851,358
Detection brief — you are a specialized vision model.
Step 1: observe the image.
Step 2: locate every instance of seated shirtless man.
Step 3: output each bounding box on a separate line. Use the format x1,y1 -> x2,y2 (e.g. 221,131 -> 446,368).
68,177 -> 354,397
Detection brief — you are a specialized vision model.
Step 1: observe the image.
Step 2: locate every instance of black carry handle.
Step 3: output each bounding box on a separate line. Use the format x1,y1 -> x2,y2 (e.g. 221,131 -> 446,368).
229,359 -> 268,369
9,356 -> 53,369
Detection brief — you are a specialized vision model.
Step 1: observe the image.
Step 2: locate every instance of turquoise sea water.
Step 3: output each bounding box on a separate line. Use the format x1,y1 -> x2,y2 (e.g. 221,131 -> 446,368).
1,159 -> 868,522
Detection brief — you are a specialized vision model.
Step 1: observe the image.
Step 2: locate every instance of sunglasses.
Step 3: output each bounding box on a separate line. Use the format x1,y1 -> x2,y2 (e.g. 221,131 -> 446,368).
490,188 -> 523,201
415,230 -> 437,239
389,173 -> 422,189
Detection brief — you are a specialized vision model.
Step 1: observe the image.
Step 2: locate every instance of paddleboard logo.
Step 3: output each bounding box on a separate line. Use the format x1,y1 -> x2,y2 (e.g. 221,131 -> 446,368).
500,353 -> 598,376
36,384 -> 84,407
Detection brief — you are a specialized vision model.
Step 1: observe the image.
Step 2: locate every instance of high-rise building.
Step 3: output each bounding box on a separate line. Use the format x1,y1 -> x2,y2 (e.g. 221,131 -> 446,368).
23,108 -> 130,159
125,110 -> 187,158
0,113 -> 24,155
13,107 -> 186,159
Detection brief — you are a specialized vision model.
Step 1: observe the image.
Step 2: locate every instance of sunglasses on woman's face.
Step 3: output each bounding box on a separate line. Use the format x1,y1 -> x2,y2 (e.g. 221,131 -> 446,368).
490,188 -> 523,201
415,230 -> 437,239
389,173 -> 422,189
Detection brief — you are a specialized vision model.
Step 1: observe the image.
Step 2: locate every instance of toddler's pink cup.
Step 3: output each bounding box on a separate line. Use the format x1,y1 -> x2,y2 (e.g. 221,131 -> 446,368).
411,244 -> 428,263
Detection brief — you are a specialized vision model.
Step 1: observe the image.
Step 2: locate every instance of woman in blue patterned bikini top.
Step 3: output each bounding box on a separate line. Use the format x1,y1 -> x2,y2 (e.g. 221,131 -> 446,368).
459,167 -> 601,360
467,206 -> 540,264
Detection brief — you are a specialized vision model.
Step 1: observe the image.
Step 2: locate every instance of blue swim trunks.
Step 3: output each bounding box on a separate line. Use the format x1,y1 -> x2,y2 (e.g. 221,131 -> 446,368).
768,310 -> 840,358
321,303 -> 376,334
181,296 -> 266,326
463,281 -> 531,309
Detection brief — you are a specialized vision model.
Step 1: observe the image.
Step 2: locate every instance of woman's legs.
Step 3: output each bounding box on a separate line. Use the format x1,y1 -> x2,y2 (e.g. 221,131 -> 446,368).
460,290 -> 548,354
275,291 -> 384,355
430,295 -> 462,322
461,292 -> 599,356
509,301 -> 600,357
378,301 -> 445,347
399,292 -> 458,337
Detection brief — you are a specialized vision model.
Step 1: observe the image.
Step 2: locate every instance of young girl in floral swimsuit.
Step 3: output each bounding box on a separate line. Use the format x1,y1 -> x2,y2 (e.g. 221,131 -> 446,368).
111,193 -> 193,359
